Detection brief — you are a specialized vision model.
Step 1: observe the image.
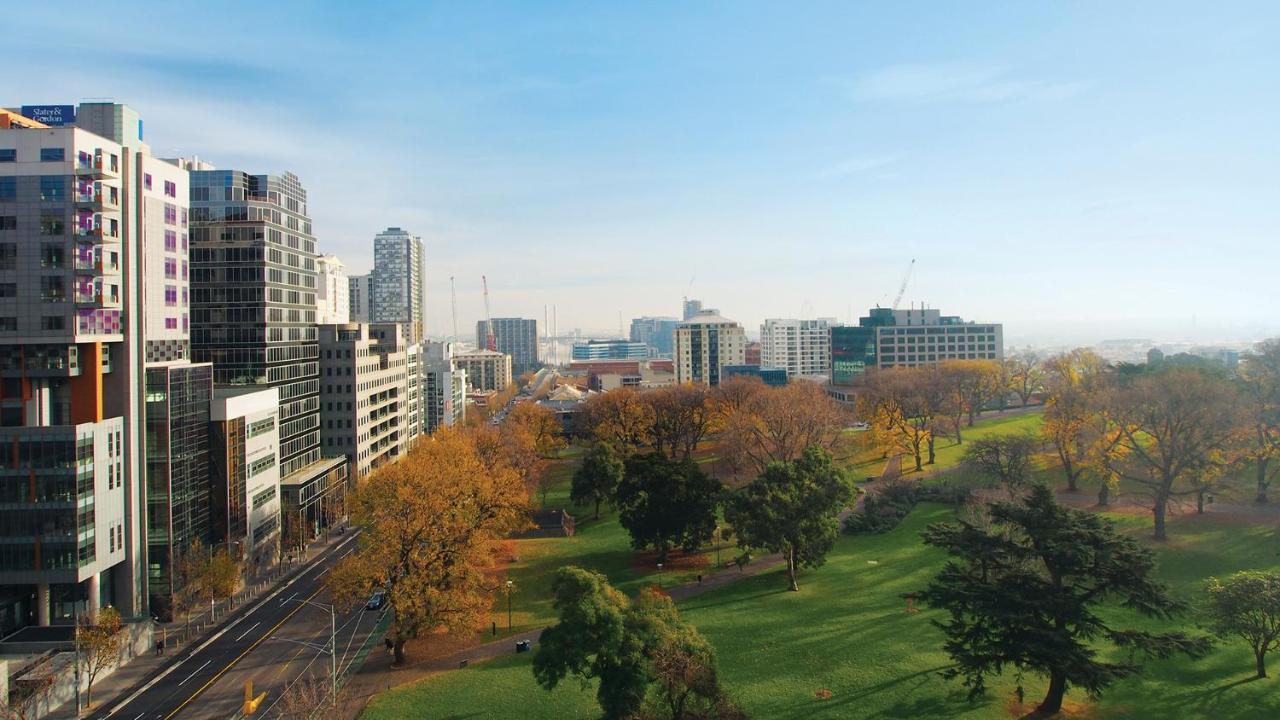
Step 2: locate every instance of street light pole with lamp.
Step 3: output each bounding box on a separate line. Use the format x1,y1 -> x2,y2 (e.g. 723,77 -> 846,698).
656,562 -> 663,589
505,580 -> 514,632
273,598 -> 338,706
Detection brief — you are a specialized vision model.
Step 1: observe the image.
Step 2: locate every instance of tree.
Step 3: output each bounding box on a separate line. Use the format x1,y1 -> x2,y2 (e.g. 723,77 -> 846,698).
573,441 -> 625,520
1238,340 -> 1280,503
1004,351 -> 1045,408
941,360 -> 1002,432
533,567 -> 734,720
77,606 -> 125,708
277,672 -> 337,719
502,401 -> 568,506
717,379 -> 846,475
616,453 -> 720,562
327,428 -> 529,664
578,388 -> 656,454
858,367 -> 945,472
1041,349 -> 1107,492
1204,571 -> 1280,679
962,434 -> 1039,497
645,384 -> 718,461
3,656 -> 56,720
1100,366 -> 1246,540
725,447 -> 853,591
920,485 -> 1210,716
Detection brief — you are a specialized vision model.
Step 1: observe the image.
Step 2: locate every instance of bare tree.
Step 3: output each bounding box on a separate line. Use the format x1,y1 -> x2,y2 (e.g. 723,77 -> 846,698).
2,658 -> 57,720
1003,351 -> 1044,408
645,384 -> 718,461
720,380 -> 846,475
77,607 -> 125,708
963,434 -> 1039,498
1041,349 -> 1107,492
1238,339 -> 1280,503
275,672 -> 333,719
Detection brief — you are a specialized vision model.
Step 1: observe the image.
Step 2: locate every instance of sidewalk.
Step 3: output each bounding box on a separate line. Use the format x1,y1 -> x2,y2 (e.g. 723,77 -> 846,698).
335,550 -> 787,719
50,529 -> 353,719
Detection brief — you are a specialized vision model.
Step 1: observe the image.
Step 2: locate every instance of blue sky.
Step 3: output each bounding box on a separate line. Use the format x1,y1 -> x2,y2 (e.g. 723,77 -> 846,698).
8,2 -> 1279,345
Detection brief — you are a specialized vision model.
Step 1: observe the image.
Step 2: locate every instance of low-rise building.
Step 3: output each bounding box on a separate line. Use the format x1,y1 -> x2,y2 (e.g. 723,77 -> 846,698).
830,307 -> 1003,385
454,349 -> 512,392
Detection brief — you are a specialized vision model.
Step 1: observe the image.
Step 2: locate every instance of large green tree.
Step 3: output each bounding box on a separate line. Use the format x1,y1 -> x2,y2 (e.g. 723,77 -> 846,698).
533,567 -> 735,720
1204,571 -> 1280,679
920,485 -> 1209,716
725,447 -> 853,591
572,441 -> 625,520
962,434 -> 1039,497
616,453 -> 721,562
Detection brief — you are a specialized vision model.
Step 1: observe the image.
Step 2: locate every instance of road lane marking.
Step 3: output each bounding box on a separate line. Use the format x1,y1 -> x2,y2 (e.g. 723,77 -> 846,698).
98,530 -> 361,718
162,584 -> 328,719
233,621 -> 261,642
177,661 -> 211,687
281,591 -> 298,606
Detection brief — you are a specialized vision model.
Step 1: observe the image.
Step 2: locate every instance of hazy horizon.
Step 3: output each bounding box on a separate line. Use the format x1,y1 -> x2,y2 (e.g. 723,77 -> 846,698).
8,1 -> 1278,346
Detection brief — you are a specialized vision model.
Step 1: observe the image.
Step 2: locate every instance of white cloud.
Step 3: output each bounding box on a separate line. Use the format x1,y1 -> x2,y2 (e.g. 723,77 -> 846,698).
849,62 -> 1090,104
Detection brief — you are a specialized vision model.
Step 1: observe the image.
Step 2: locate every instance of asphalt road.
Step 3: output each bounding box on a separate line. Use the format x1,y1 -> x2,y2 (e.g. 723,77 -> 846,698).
93,531 -> 384,720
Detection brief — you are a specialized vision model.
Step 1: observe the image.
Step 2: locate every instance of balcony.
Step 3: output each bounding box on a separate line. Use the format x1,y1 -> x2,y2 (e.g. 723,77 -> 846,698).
74,190 -> 119,211
74,155 -> 120,179
74,225 -> 120,243
75,290 -> 120,308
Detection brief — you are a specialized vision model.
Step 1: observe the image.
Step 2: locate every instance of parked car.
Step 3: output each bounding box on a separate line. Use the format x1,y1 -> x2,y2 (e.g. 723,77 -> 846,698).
365,591 -> 387,611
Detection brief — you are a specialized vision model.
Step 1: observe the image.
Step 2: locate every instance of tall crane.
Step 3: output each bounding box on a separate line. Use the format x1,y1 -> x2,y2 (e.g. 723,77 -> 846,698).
891,258 -> 916,312
449,276 -> 459,345
482,275 -> 496,351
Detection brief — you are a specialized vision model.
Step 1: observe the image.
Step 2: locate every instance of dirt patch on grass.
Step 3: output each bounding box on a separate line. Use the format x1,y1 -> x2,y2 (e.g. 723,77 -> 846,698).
630,548 -> 710,574
1005,698 -> 1099,719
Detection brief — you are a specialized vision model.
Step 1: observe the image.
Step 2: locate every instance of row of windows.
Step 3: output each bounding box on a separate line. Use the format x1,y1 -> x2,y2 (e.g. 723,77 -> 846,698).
248,453 -> 275,478
247,416 -> 276,438
251,485 -> 277,510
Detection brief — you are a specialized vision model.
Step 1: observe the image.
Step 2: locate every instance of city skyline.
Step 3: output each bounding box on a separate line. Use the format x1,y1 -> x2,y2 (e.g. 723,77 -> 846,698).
6,2 -> 1277,347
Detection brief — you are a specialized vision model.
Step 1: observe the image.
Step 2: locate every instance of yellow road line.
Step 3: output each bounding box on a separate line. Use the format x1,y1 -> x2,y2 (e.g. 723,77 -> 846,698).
163,585 -> 326,719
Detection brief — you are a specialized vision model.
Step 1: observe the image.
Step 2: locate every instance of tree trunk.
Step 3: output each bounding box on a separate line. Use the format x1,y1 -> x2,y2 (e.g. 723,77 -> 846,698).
594,498 -> 601,521
1257,459 -> 1270,504
1038,670 -> 1067,715
927,434 -> 936,465
953,416 -> 963,444
1196,489 -> 1206,514
393,639 -> 406,666
967,409 -> 976,428
1153,499 -> 1168,541
1257,649 -> 1268,679
1098,482 -> 1110,507
786,546 -> 799,592
912,447 -> 923,472
1063,456 -> 1078,492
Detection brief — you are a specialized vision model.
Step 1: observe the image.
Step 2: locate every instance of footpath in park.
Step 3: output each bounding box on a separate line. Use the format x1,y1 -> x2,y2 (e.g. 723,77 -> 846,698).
335,549 -> 787,719
48,530 -> 352,719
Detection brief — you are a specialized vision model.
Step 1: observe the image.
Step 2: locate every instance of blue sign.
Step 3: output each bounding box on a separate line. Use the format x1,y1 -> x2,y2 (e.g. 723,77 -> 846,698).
21,105 -> 76,126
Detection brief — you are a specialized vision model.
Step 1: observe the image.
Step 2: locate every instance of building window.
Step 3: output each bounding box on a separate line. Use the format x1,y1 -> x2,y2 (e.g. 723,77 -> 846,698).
0,178 -> 15,200
164,285 -> 177,306
40,243 -> 65,268
144,173 -> 152,190
165,317 -> 177,329
40,211 -> 65,236
163,180 -> 176,198
0,149 -> 15,162
164,230 -> 177,251
40,148 -> 65,162
0,244 -> 15,270
0,216 -> 16,231
164,203 -> 177,225
40,177 -> 66,202
0,317 -> 15,332
248,454 -> 276,478
41,316 -> 64,331
164,258 -> 177,278
40,276 -> 66,302
0,283 -> 14,298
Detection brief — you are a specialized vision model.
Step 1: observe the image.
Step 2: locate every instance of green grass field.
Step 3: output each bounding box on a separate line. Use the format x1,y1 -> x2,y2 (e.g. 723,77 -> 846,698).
363,408 -> 1280,719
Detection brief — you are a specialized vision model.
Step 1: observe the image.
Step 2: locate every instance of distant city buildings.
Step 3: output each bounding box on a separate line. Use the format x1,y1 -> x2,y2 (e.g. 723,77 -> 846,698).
478,317 -> 539,372
423,341 -> 466,432
454,349 -> 513,392
348,273 -> 371,322
674,311 -> 747,386
682,298 -> 704,321
369,227 -> 425,344
760,318 -> 839,378
629,316 -> 678,357
572,338 -> 648,361
315,254 -> 349,324
830,307 -> 1004,385
723,364 -> 787,386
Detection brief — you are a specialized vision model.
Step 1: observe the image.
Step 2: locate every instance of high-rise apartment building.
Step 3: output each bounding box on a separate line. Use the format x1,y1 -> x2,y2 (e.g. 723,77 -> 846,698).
347,273 -> 371,322
674,311 -> 747,386
629,316 -> 678,357
760,318 -> 839,378
318,323 -> 412,478
315,254 -> 349,324
454,349 -> 512,392
682,298 -> 704,321
0,102 -> 211,627
830,307 -> 1004,385
183,162 -> 346,546
476,317 -> 538,372
369,227 -> 425,344
423,341 -> 465,433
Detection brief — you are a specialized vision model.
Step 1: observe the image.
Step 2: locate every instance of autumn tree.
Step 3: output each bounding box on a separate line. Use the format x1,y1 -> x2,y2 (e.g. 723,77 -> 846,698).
578,388 -> 656,454
725,447 -> 853,591
962,434 -> 1039,497
1041,349 -> 1108,492
1238,339 -> 1280,503
2,657 -> 56,720
328,428 -> 529,664
1204,571 -> 1280,679
921,485 -> 1210,715
572,441 -> 625,519
1100,366 -> 1245,540
1003,351 -> 1044,408
533,567 -> 736,720
645,384 -> 717,461
719,379 -> 846,476
940,359 -> 1002,434
858,367 -> 944,472
77,606 -> 125,708
502,401 -> 568,506
616,453 -> 720,562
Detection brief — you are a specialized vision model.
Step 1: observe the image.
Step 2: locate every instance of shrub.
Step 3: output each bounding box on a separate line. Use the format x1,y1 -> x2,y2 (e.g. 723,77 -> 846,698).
844,482 -> 970,535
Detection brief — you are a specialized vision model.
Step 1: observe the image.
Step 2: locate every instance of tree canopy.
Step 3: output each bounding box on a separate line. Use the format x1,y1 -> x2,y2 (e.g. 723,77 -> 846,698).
1204,571 -> 1280,679
572,441 -> 626,520
616,453 -> 721,562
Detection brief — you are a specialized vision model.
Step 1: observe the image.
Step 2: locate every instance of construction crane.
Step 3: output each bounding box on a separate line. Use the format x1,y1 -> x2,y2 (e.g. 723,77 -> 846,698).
482,275 -> 496,351
449,276 -> 459,345
891,258 -> 916,312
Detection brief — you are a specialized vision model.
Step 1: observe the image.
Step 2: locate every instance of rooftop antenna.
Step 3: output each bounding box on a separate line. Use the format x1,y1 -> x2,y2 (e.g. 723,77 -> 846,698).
482,275 -> 496,351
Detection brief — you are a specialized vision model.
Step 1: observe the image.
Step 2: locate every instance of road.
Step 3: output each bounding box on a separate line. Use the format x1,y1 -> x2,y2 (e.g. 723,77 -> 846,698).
93,531 -> 384,720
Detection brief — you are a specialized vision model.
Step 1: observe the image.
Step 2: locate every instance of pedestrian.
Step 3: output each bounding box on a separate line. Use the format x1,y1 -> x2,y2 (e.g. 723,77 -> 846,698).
697,574 -> 703,584
155,638 -> 162,656
384,637 -> 393,655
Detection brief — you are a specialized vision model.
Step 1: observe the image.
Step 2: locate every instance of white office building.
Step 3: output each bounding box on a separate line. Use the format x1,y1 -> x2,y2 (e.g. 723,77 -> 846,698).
674,311 -> 747,386
315,254 -> 349,324
760,318 -> 839,378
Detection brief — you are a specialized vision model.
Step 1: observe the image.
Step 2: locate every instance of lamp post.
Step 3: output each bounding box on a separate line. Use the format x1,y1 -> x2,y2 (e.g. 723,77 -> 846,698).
656,562 -> 664,589
505,580 -> 513,632
275,598 -> 337,706
714,525 -> 722,568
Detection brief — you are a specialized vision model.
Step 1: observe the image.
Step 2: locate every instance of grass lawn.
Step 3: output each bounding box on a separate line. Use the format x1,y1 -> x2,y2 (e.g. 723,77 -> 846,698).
365,498 -> 1280,720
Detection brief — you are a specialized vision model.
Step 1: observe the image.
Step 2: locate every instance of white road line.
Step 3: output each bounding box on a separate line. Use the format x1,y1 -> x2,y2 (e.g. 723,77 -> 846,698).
177,660 -> 211,687
97,530 -> 362,718
233,621 -> 261,642
281,591 -> 298,606
131,713 -> 144,720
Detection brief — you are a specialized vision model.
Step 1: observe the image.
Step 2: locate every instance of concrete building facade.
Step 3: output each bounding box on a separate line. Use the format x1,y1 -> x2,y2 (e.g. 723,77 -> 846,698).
347,273 -> 371,322
318,323 -> 411,479
315,254 -> 349,325
674,311 -> 747,387
423,341 -> 465,433
830,307 -> 1004,385
209,387 -> 281,575
369,228 -> 424,344
454,349 -> 512,393
629,316 -> 678,357
477,317 -> 538,373
760,318 -> 839,378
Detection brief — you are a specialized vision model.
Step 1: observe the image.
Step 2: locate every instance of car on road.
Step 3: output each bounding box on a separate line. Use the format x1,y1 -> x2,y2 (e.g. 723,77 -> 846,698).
365,591 -> 387,611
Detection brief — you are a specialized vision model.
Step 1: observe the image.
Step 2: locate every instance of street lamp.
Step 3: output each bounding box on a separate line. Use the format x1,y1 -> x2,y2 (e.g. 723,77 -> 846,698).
274,598 -> 337,706
714,525 -> 722,568
505,580 -> 513,632
656,563 -> 664,589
